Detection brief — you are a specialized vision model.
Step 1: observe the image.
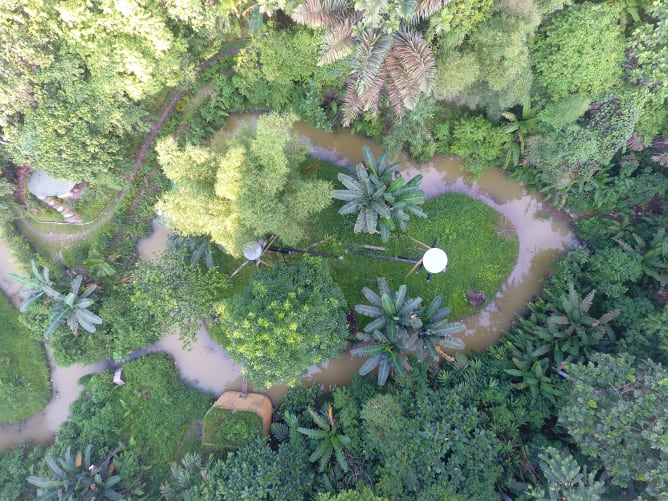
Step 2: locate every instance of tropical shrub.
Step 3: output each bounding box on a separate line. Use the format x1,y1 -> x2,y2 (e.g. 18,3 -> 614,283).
217,256 -> 348,387
532,2 -> 626,99
560,354 -> 668,497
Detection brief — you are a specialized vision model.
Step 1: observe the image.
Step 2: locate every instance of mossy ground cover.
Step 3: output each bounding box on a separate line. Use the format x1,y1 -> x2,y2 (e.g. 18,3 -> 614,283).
202,407 -> 264,453
0,293 -> 51,423
217,161 -> 518,320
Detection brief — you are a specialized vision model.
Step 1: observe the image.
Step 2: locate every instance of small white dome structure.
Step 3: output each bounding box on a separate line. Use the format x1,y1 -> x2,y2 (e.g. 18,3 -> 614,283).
423,248 -> 448,274
243,241 -> 263,261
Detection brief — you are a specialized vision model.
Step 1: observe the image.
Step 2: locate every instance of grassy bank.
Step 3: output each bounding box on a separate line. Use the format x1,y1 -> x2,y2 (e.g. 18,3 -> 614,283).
0,294 -> 51,423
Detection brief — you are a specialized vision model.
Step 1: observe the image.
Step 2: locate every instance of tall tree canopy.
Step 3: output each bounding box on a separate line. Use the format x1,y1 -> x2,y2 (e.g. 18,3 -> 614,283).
156,112 -> 333,257
0,0 -> 194,186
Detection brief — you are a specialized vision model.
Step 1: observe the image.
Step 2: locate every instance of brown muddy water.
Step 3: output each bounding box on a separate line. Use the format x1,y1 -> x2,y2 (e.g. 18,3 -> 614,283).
0,117 -> 575,449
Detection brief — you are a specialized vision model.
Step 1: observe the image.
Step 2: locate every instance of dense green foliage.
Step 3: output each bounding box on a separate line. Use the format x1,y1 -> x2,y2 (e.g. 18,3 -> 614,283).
561,354 -> 668,498
3,0 -> 668,499
217,256 -> 348,387
0,293 -> 50,422
532,2 -> 626,99
156,112 -> 333,257
0,442 -> 48,501
202,407 -> 264,451
51,355 -> 213,495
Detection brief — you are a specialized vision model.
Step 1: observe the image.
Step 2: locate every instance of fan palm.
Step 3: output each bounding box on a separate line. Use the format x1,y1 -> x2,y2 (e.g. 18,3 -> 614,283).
333,146 -> 425,242
292,0 -> 445,125
297,404 -> 352,472
27,445 -> 123,501
9,259 -> 54,312
45,275 -> 102,337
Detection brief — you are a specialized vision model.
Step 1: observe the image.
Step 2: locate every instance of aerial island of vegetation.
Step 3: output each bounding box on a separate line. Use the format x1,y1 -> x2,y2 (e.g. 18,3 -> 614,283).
0,0 -> 666,499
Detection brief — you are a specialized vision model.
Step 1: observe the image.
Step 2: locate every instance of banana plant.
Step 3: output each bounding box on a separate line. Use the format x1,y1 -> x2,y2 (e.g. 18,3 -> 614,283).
9,259 -> 54,312
45,275 -> 102,337
27,444 -> 123,500
297,404 -> 351,472
502,101 -> 537,167
351,328 -> 412,386
353,279 -> 464,384
354,278 -> 422,341
406,295 -> 465,362
333,146 -> 426,242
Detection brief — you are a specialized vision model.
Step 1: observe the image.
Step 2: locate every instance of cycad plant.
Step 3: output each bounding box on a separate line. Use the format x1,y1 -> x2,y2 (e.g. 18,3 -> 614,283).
333,146 -> 425,242
292,0 -> 447,125
352,278 -> 464,385
45,275 -> 102,337
297,404 -> 351,472
27,445 -> 123,501
9,259 -> 54,312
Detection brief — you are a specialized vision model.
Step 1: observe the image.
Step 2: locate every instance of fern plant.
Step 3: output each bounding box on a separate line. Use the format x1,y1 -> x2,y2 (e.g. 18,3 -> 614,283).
332,146 -> 425,242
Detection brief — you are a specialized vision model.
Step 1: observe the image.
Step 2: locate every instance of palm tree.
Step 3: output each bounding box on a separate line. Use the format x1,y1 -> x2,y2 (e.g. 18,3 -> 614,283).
9,259 -> 54,312
27,445 -> 123,501
45,275 -> 102,337
332,146 -> 425,242
292,0 -> 446,125
297,404 -> 352,472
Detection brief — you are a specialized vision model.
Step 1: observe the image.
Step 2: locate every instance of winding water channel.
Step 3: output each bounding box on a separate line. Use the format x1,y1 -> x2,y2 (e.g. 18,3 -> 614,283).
0,119 -> 575,449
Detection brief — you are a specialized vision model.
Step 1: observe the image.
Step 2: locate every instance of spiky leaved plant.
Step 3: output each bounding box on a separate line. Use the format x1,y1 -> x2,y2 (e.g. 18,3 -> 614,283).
333,146 -> 425,242
297,404 -> 352,472
9,259 -> 54,312
292,0 -> 445,125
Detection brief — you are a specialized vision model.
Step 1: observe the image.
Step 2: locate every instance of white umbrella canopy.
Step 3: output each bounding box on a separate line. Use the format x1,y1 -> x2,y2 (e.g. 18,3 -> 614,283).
422,247 -> 448,274
243,240 -> 263,261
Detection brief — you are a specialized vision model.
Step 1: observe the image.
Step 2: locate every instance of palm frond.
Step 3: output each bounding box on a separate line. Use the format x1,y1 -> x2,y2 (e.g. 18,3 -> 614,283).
292,0 -> 352,28
386,30 -> 435,109
354,30 -> 392,95
319,16 -> 355,64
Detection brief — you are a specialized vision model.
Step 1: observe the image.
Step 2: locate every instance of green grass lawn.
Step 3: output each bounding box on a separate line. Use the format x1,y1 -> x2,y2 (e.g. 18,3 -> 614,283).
217,162 -> 519,320
0,293 -> 51,423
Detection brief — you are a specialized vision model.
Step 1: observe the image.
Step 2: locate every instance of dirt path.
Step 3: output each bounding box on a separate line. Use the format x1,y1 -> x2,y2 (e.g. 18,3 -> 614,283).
17,43 -> 247,250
